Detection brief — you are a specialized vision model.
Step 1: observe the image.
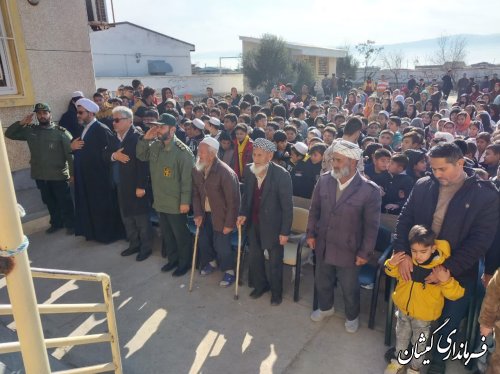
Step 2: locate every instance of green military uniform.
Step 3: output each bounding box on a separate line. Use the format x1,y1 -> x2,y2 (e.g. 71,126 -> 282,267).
5,103 -> 75,232
136,113 -> 195,274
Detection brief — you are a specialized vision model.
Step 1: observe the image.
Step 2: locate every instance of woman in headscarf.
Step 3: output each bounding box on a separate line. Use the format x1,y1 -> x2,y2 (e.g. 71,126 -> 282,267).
470,84 -> 481,103
455,111 -> 471,137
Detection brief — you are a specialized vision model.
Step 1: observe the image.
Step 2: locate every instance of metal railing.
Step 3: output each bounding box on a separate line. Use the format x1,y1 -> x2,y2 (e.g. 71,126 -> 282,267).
0,268 -> 123,373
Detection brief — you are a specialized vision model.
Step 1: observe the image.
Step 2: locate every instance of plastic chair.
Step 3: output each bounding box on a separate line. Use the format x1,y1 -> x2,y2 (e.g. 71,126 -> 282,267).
283,206 -> 310,302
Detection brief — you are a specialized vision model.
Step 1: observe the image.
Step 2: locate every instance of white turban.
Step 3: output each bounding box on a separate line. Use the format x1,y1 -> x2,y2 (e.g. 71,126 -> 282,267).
330,139 -> 363,160
76,98 -> 99,113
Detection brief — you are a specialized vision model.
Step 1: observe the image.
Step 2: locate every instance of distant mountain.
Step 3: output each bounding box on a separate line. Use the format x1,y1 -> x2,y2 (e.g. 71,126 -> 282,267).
376,34 -> 500,67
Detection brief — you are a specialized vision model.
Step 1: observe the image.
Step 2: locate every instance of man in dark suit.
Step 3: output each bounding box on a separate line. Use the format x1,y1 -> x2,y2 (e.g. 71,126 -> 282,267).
237,138 -> 293,305
307,140 -> 381,332
105,106 -> 152,261
72,98 -> 124,243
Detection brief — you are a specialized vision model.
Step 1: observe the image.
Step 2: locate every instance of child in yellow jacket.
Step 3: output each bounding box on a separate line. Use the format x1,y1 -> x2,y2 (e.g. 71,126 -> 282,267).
384,225 -> 465,374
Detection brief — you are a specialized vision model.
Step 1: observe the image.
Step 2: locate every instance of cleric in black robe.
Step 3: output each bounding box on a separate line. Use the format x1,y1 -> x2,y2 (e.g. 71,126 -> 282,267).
72,98 -> 124,243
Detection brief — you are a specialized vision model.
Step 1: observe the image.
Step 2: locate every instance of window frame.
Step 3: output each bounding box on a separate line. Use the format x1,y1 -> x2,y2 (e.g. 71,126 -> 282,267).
0,0 -> 35,108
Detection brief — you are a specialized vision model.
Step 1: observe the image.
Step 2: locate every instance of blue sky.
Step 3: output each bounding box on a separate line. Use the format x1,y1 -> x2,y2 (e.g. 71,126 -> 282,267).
107,0 -> 500,68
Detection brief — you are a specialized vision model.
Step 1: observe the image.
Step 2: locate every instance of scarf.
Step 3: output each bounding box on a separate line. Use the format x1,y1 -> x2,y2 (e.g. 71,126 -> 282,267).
237,135 -> 250,174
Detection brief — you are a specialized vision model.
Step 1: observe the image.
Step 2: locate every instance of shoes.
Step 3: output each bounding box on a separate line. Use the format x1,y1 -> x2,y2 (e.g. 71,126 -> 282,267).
345,317 -> 359,333
45,226 -> 62,234
310,307 -> 335,322
172,265 -> 189,277
66,227 -> 75,235
219,272 -> 236,287
360,283 -> 374,290
270,294 -> 282,306
121,247 -> 139,256
384,359 -> 404,374
136,251 -> 152,262
200,263 -> 217,276
161,261 -> 178,272
249,285 -> 270,299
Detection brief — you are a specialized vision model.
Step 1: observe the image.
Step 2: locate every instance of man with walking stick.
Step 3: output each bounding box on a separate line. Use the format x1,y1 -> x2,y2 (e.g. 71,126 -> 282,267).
136,113 -> 195,276
237,138 -> 293,306
192,137 -> 241,288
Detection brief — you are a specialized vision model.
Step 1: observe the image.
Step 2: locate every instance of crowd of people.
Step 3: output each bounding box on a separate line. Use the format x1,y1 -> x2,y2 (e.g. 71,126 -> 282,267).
4,74 -> 500,374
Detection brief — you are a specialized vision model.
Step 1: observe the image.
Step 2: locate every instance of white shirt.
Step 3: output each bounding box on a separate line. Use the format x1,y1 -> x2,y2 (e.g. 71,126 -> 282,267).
81,118 -> 97,140
336,173 -> 356,191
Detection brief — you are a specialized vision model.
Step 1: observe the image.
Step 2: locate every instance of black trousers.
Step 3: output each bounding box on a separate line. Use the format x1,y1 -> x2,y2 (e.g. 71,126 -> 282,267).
248,224 -> 284,297
159,212 -> 191,268
35,179 -> 74,229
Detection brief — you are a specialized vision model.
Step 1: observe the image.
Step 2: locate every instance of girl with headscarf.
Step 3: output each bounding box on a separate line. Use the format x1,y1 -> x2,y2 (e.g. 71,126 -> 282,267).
477,111 -> 496,133
455,111 -> 471,137
382,98 -> 392,113
470,84 -> 481,102
391,100 -> 405,117
344,92 -> 356,114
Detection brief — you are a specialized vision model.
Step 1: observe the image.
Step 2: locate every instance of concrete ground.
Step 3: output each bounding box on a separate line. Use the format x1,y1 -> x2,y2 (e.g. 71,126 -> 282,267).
0,226 -> 474,374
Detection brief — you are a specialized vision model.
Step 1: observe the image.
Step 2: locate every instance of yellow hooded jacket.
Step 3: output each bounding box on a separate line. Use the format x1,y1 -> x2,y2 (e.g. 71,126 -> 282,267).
384,240 -> 465,321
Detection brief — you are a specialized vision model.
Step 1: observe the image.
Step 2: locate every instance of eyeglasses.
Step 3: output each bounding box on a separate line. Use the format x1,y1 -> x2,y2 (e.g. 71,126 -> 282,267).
113,118 -> 128,123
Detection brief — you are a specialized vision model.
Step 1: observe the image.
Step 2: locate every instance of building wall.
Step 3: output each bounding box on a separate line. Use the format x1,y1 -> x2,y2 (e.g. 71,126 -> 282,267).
96,74 -> 244,98
90,23 -> 193,77
1,0 -> 96,172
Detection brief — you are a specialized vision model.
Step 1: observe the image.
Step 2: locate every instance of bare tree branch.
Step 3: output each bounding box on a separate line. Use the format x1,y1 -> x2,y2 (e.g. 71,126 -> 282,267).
381,50 -> 404,85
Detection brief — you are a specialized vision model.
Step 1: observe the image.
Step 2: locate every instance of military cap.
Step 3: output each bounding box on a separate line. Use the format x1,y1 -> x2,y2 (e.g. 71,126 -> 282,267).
149,113 -> 177,127
33,103 -> 51,112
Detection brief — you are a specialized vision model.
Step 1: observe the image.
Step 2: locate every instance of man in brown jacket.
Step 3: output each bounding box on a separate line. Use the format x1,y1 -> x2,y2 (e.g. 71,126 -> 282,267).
192,137 -> 241,287
479,268 -> 500,374
307,140 -> 381,332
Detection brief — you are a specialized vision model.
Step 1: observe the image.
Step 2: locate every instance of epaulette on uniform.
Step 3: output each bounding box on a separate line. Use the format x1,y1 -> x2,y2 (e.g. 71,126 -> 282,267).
56,125 -> 66,131
174,139 -> 187,151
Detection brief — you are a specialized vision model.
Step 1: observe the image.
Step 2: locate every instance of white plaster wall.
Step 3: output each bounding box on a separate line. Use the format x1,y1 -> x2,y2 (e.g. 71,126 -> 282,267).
90,23 -> 193,77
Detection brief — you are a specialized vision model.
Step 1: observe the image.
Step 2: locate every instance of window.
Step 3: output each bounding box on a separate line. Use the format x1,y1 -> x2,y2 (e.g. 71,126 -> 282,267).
318,57 -> 329,76
0,0 -> 34,107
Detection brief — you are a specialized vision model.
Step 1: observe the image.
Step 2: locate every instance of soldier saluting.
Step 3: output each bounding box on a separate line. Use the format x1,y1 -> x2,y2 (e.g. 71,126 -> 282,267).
136,113 -> 195,276
5,103 -> 75,234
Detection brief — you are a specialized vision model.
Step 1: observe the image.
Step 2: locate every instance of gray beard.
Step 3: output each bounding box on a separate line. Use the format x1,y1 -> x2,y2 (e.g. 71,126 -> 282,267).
195,158 -> 207,172
331,166 -> 351,180
250,163 -> 268,176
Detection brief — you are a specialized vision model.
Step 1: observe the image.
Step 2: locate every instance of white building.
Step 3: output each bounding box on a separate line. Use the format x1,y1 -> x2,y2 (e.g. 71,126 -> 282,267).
90,22 -> 195,77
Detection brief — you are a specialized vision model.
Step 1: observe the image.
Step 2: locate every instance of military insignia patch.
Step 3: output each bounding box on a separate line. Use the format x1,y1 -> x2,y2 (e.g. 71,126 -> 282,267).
163,167 -> 172,177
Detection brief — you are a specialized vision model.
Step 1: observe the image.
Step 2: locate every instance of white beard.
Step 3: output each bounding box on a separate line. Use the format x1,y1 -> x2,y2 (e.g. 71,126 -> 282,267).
195,158 -> 207,172
331,166 -> 351,180
250,163 -> 268,176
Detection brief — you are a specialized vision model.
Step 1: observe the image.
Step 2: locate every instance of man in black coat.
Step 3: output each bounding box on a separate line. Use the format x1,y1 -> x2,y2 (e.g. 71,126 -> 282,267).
237,138 -> 293,305
441,70 -> 453,100
393,143 -> 499,373
105,106 -> 152,261
72,98 -> 124,243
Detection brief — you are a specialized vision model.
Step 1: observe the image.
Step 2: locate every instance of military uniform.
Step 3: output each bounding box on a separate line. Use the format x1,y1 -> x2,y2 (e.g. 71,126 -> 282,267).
136,113 -> 195,274
5,105 -> 75,231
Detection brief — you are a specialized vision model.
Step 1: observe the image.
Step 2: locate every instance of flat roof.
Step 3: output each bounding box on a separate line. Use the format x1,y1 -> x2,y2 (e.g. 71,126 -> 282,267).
239,36 -> 346,58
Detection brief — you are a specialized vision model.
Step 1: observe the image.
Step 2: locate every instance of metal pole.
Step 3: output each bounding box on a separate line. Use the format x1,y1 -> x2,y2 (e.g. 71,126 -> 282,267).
110,0 -> 116,24
0,124 -> 51,373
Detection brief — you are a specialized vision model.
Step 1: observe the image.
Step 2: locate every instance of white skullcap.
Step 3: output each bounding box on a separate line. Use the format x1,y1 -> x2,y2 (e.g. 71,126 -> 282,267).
200,136 -> 220,151
434,131 -> 455,143
293,142 -> 308,155
308,128 -> 321,138
209,117 -> 221,127
72,91 -> 84,99
192,118 -> 205,130
330,139 -> 363,160
76,98 -> 99,113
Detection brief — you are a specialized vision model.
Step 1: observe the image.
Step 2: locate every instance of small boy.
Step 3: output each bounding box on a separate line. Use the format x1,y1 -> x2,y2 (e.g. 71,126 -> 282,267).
388,116 -> 403,150
479,268 -> 500,374
382,153 -> 414,215
364,148 -> 391,187
233,123 -> 253,180
384,225 -> 464,374
290,142 -> 326,199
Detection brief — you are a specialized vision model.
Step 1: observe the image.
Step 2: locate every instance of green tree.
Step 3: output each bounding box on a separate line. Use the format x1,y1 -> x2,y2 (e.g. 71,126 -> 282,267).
242,34 -> 293,92
292,60 -> 316,96
355,40 -> 383,81
336,45 -> 359,79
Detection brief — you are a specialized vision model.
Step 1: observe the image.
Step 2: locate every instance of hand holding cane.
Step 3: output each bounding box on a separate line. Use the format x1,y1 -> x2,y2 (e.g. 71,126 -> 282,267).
234,224 -> 242,300
189,226 -> 200,292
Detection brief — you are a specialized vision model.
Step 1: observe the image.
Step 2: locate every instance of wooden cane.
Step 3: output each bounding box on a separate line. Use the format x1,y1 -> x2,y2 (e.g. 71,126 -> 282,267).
189,226 -> 200,292
234,225 -> 242,300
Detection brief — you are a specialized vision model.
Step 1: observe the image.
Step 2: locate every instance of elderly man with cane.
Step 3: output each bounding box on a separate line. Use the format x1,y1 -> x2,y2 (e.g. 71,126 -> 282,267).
237,138 -> 293,306
192,137 -> 241,288
307,139 -> 381,332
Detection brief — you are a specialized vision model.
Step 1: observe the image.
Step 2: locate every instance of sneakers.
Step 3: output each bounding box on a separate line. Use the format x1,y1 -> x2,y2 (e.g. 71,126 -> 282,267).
310,307 -> 335,322
384,359 -> 404,374
345,317 -> 359,333
360,283 -> 374,290
219,272 -> 236,288
200,263 -> 216,276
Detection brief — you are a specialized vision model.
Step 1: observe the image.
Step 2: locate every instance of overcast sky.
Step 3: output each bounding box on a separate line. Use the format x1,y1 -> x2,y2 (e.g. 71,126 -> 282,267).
108,0 -> 500,67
